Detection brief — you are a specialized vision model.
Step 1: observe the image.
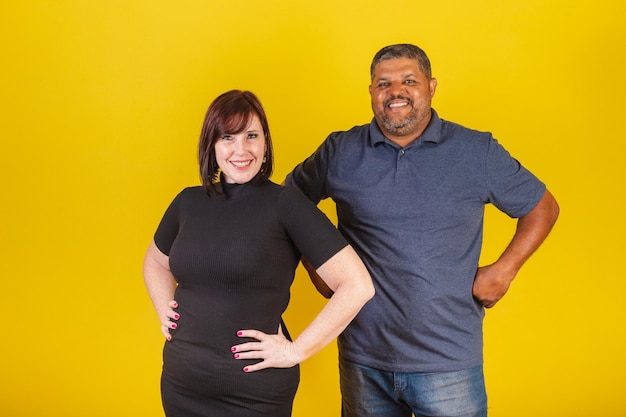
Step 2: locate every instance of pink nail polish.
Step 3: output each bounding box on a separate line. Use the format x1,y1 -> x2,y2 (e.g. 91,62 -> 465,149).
171,323 -> 177,329
234,354 -> 239,359
173,314 -> 180,319
231,347 -> 237,352
237,331 -> 243,336
243,367 -> 249,372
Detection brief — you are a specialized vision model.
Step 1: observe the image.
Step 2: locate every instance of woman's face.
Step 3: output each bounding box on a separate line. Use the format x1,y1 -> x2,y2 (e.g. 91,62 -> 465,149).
214,114 -> 266,184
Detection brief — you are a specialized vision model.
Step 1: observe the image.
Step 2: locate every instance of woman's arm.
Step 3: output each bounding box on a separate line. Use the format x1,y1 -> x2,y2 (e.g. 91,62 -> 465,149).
143,240 -> 179,340
301,256 -> 334,298
231,245 -> 374,372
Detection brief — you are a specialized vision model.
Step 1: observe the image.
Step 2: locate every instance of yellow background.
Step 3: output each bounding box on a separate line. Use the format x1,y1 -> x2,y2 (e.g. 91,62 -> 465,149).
1,1 -> 624,416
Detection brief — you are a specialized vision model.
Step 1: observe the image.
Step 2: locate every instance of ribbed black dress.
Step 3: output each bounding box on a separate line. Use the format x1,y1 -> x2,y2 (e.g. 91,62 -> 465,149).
153,180 -> 347,417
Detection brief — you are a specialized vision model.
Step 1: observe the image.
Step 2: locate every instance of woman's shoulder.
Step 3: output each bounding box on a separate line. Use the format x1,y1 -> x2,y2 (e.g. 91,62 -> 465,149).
275,183 -> 320,212
274,182 -> 307,199
167,185 -> 206,205
250,180 -> 311,207
177,185 -> 204,197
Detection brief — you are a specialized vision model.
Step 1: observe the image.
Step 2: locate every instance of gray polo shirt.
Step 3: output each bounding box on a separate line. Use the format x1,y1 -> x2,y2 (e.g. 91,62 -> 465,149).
285,109 -> 546,372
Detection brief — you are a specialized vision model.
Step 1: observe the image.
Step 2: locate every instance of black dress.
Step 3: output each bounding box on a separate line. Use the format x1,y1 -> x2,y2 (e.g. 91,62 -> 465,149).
153,181 -> 347,417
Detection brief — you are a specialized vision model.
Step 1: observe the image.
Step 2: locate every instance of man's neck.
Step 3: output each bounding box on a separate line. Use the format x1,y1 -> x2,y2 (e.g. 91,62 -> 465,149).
386,134 -> 420,148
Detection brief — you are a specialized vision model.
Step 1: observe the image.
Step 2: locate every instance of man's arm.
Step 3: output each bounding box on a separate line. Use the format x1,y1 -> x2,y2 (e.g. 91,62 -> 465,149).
473,189 -> 560,308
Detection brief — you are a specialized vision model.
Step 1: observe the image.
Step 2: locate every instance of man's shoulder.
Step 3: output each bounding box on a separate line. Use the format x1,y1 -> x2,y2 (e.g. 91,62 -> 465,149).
440,117 -> 491,137
327,120 -> 370,137
324,122 -> 372,147
436,117 -> 496,150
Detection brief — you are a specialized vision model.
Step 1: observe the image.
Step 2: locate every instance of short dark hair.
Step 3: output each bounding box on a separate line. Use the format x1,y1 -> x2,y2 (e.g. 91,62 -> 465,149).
198,90 -> 274,197
370,44 -> 432,80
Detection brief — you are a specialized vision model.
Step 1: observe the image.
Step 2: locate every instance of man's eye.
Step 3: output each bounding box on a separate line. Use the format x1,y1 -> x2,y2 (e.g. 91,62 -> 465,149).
404,79 -> 416,84
378,82 -> 389,88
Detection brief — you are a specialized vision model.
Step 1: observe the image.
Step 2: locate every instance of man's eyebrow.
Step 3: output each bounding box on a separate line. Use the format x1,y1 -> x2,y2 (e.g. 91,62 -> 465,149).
376,72 -> 418,80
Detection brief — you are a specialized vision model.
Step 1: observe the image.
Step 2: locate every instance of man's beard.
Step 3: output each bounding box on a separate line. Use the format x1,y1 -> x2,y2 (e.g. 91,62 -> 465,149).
378,95 -> 423,136
376,95 -> 430,138
380,112 -> 420,137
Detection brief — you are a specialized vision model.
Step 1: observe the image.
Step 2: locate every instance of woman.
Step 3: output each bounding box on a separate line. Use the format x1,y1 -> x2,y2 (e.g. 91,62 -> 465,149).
143,90 -> 374,417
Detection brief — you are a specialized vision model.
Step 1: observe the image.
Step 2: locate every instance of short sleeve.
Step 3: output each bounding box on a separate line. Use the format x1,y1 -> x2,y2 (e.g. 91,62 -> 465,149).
485,138 -> 546,218
284,137 -> 333,204
153,190 -> 184,256
278,186 -> 348,269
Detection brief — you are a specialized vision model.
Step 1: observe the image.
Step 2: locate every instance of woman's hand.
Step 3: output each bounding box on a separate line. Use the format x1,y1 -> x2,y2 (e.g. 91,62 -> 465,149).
230,325 -> 301,372
229,246 -> 373,373
160,300 -> 180,341
143,241 -> 179,341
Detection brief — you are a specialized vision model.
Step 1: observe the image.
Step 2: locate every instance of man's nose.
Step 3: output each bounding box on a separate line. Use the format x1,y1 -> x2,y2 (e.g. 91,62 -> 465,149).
390,82 -> 406,95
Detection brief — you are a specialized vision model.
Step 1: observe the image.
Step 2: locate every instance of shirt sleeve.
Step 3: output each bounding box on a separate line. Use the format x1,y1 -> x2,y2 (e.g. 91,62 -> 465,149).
284,136 -> 334,204
278,186 -> 348,269
485,138 -> 546,218
153,190 -> 185,256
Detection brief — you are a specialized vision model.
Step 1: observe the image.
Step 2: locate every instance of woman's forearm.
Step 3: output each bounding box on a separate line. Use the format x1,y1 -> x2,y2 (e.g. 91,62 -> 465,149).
291,246 -> 374,362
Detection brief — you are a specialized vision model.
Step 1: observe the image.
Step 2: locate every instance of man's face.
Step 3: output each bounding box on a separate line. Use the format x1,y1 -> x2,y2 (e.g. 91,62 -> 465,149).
369,57 -> 437,145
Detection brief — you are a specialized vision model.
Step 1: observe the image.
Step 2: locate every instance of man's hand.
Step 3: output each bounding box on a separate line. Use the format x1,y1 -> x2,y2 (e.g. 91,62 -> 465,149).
472,263 -> 515,308
474,189 -> 559,309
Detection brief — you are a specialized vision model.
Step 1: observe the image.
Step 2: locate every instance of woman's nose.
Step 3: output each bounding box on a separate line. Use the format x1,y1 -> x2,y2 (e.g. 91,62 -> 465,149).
234,138 -> 247,153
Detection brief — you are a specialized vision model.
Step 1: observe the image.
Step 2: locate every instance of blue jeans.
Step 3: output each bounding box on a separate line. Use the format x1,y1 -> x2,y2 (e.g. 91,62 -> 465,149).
339,357 -> 487,417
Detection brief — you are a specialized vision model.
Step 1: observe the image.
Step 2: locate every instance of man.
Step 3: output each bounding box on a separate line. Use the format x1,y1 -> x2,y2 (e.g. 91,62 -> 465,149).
285,44 -> 559,417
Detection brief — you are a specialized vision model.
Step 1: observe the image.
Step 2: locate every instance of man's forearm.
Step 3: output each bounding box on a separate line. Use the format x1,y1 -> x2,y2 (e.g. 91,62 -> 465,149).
497,189 -> 560,274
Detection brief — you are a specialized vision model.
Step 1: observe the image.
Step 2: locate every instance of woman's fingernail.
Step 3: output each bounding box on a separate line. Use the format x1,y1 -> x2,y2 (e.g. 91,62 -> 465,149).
237,331 -> 243,336
171,323 -> 177,329
234,354 -> 239,359
243,367 -> 249,372
231,346 -> 237,352
173,314 -> 180,319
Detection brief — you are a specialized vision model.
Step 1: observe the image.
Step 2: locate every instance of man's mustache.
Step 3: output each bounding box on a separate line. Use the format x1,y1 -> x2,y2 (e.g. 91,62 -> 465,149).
384,95 -> 413,107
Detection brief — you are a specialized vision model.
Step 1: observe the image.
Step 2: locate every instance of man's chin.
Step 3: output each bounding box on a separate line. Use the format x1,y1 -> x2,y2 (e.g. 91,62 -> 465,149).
383,118 -> 415,134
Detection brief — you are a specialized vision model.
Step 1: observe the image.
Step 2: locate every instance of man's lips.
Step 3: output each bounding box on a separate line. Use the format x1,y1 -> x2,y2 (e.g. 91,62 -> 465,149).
385,97 -> 412,109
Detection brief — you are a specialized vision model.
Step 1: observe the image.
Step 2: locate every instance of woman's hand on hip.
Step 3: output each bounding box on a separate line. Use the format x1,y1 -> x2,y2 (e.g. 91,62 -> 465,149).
160,299 -> 180,341
230,324 -> 301,372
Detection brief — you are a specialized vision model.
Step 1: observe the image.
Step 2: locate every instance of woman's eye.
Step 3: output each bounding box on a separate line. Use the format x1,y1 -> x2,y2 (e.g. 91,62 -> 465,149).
247,133 -> 259,139
221,135 -> 232,141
